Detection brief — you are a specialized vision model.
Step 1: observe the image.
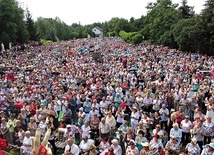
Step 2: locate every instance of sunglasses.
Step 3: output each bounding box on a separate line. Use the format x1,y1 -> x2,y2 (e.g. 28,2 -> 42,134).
108,150 -> 113,152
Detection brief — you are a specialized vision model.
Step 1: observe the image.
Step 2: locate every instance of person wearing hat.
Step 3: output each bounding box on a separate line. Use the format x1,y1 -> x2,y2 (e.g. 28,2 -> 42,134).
201,143 -> 214,155
140,142 -> 150,155
165,135 -> 180,155
169,123 -> 182,144
185,137 -> 201,155
129,106 -> 140,132
126,139 -> 139,155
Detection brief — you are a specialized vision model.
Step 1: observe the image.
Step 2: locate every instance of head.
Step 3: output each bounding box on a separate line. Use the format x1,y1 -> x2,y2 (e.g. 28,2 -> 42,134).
111,139 -> 118,147
129,140 -> 136,149
156,124 -> 161,131
108,146 -> 114,154
25,131 -> 31,138
185,116 -> 190,122
173,123 -> 179,130
67,137 -> 74,146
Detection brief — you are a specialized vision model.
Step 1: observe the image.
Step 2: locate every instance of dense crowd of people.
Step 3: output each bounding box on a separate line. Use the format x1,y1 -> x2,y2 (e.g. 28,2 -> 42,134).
0,37 -> 214,155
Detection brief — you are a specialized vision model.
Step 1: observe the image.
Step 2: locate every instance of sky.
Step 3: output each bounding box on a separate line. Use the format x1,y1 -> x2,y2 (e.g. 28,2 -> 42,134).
18,0 -> 206,25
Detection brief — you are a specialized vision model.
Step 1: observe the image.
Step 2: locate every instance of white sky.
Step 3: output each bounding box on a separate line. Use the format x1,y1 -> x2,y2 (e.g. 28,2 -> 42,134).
18,0 -> 206,25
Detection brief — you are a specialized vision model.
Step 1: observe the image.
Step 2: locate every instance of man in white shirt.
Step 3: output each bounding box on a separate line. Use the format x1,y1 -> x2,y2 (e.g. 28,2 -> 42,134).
64,137 -> 79,155
99,118 -> 111,139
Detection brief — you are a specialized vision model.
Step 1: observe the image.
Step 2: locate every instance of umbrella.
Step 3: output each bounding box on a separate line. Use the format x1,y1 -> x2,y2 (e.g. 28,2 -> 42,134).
129,67 -> 138,71
51,71 -> 60,76
43,109 -> 56,116
14,102 -> 25,109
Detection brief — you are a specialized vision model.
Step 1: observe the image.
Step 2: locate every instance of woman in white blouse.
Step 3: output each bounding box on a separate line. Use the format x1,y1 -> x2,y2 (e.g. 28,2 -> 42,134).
20,131 -> 32,155
180,115 -> 193,145
81,121 -> 91,138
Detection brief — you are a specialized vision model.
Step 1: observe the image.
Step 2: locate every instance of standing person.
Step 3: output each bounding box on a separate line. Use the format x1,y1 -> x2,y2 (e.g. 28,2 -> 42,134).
27,117 -> 37,137
203,115 -> 214,144
69,95 -> 77,123
159,104 -> 169,131
63,105 -> 72,124
90,114 -> 100,139
20,131 -> 32,155
169,123 -> 182,144
7,114 -> 17,144
99,118 -> 111,140
180,115 -> 193,145
130,106 -> 140,132
47,122 -> 57,155
0,118 -> 9,141
192,119 -> 205,151
115,107 -> 124,128
185,138 -> 201,155
165,136 -> 180,155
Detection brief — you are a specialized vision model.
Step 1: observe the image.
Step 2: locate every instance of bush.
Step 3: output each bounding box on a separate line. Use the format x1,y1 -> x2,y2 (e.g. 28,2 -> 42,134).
40,39 -> 53,45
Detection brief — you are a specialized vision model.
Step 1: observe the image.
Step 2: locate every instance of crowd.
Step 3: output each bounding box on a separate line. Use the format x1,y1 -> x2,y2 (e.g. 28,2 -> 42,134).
0,37 -> 214,155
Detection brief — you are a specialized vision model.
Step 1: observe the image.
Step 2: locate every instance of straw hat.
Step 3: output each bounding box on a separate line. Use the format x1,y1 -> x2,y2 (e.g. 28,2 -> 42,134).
142,142 -> 149,147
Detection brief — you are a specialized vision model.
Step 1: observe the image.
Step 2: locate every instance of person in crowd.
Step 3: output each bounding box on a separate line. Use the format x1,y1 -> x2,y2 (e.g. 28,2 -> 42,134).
110,139 -> 122,155
90,114 -> 100,139
99,138 -> 110,154
123,127 -> 134,148
126,139 -> 139,155
185,138 -> 201,155
165,135 -> 180,155
135,130 -> 147,151
64,137 -> 80,155
130,106 -> 140,132
0,118 -> 9,141
191,119 -> 205,150
79,136 -> 94,154
201,143 -> 214,155
159,104 -> 169,131
180,115 -> 192,145
105,111 -> 116,130
88,144 -> 98,155
203,115 -> 214,144
20,131 -> 32,155
149,134 -> 163,155
81,121 -> 91,138
7,114 -> 17,144
99,118 -> 111,140
170,123 -> 182,144
27,117 -> 37,137
139,142 -> 150,155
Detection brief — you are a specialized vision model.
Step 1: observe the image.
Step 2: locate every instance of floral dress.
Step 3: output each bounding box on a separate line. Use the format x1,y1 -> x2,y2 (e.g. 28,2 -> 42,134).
186,143 -> 201,155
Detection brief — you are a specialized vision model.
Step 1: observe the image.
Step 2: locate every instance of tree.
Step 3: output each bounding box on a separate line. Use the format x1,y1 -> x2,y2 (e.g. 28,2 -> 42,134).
142,0 -> 180,45
0,0 -> 29,46
25,8 -> 39,41
178,0 -> 195,19
197,0 -> 214,55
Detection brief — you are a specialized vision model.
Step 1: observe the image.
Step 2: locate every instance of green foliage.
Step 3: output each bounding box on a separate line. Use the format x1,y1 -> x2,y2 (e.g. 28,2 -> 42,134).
0,0 -> 29,46
119,30 -> 143,44
40,39 -> 53,45
25,8 -> 39,41
178,0 -> 195,19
